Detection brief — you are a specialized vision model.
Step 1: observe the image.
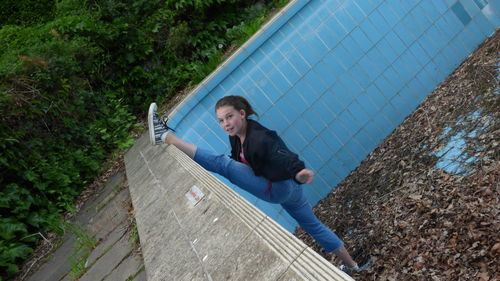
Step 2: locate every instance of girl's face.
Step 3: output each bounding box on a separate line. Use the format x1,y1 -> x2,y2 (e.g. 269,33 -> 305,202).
216,105 -> 246,137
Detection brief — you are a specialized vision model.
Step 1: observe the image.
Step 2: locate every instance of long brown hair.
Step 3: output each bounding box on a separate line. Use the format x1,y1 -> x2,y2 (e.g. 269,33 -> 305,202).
215,95 -> 258,119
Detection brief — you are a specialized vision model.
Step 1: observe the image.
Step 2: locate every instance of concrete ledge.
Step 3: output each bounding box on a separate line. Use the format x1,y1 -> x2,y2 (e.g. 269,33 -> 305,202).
125,134 -> 353,281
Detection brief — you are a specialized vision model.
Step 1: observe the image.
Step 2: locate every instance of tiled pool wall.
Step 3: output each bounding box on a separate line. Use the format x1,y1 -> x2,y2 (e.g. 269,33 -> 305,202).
167,0 -> 499,232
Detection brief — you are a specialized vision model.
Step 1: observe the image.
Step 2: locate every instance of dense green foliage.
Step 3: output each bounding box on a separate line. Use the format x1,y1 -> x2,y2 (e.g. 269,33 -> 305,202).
0,0 -> 56,26
0,0 -> 287,278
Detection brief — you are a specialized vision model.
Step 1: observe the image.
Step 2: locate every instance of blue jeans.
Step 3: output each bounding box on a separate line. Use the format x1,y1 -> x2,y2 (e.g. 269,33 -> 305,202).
194,148 -> 343,252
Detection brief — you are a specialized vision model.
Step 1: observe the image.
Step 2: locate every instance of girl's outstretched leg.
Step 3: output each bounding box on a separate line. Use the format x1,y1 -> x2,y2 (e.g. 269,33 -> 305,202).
281,187 -> 357,268
164,132 -> 197,159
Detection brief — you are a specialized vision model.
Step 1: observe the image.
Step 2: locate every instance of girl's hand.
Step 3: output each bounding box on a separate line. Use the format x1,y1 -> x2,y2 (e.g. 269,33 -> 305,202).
295,169 -> 314,184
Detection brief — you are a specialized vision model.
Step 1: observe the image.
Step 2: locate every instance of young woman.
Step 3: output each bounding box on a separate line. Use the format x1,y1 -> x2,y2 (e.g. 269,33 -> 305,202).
148,95 -> 369,273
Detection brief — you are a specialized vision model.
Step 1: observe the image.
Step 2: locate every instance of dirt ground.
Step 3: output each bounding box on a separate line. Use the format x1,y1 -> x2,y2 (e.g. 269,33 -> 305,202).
295,31 -> 499,280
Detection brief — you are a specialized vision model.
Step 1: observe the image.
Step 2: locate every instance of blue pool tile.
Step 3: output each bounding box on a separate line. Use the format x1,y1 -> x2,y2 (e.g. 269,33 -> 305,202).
294,117 -> 316,143
366,84 -> 388,110
419,0 -> 441,23
433,0 -> 450,14
378,2 -> 400,27
344,1 -> 366,24
287,50 -> 312,76
348,100 -> 370,126
445,9 -> 466,37
381,102 -> 404,127
321,90 -> 344,115
335,149 -> 357,171
369,8 -> 391,36
339,109 -> 362,135
372,112 -> 393,137
320,128 -> 343,153
311,99 -> 336,125
410,41 -> 431,67
334,9 -> 357,33
302,145 -> 325,172
277,59 -> 301,86
433,50 -> 454,77
376,37 -> 399,64
339,72 -> 363,98
349,63 -> 371,89
473,12 -> 495,37
375,75 -> 397,100
360,17 -> 384,44
415,67 -> 435,94
331,81 -> 355,108
342,35 -> 365,61
303,184 -> 322,206
317,21 -> 342,50
283,126 -> 308,152
305,70 -> 329,98
330,44 -> 356,70
304,110 -> 328,134
390,0 -> 412,18
323,53 -> 347,78
330,120 -> 353,145
311,135 -> 334,161
401,49 -> 421,75
462,20 -> 487,51
313,176 -> 333,199
392,56 -> 414,83
452,1 -> 472,25
356,0 -> 377,16
391,91 -> 414,114
359,55 -> 381,81
301,35 -> 329,66
314,61 -> 337,89
440,43 -> 462,70
407,78 -> 427,104
268,68 -> 292,92
367,47 -> 389,73
459,0 -> 480,17
327,156 -> 351,180
318,166 -> 341,189
246,90 -> 273,114
345,138 -> 369,163
260,79 -> 282,103
364,120 -> 385,144
277,95 -> 302,123
395,19 -> 416,47
354,123 -> 378,151
356,93 -> 379,117
264,106 -> 291,132
384,30 -> 406,58
294,79 -> 316,106
423,60 -> 443,85
411,5 -> 433,35
351,27 -> 373,53
323,15 -> 349,41
473,0 -> 489,9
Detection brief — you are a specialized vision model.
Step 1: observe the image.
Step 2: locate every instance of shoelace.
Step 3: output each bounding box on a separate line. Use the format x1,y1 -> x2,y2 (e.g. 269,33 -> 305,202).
158,115 -> 175,132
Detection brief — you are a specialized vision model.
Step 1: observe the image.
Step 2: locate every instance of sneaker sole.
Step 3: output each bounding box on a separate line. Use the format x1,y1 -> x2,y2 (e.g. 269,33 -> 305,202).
148,102 -> 158,146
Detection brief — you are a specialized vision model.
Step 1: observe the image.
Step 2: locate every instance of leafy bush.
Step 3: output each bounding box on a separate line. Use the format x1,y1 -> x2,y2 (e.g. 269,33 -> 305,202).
0,0 -> 55,27
0,0 -> 288,278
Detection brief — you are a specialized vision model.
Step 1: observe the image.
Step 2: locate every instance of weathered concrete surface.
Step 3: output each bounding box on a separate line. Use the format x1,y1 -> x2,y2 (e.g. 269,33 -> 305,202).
125,133 -> 354,281
25,171 -> 145,281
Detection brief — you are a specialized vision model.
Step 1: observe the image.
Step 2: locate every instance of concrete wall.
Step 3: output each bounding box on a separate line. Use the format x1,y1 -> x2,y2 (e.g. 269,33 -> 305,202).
167,0 -> 499,231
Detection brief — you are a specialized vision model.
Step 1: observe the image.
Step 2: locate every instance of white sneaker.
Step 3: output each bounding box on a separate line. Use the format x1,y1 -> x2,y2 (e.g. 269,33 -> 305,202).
148,103 -> 173,146
339,258 -> 372,274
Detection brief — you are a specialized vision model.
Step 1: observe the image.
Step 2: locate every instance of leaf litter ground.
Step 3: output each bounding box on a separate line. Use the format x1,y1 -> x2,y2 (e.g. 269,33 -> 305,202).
295,31 -> 499,281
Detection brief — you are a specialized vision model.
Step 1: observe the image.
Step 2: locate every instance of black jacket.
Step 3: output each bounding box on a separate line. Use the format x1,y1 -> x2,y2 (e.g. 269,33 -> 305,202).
229,119 -> 305,182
